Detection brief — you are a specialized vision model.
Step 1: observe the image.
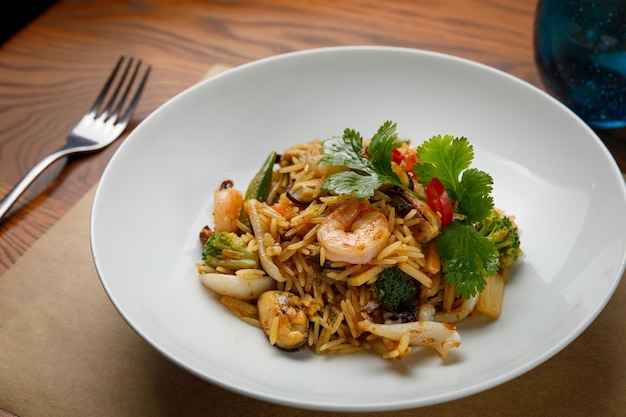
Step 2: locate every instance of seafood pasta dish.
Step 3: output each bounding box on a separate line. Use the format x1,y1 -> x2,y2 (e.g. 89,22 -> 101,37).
196,121 -> 521,360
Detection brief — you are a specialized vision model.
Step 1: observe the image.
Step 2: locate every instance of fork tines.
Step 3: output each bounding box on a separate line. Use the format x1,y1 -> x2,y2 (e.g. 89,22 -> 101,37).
89,56 -> 152,126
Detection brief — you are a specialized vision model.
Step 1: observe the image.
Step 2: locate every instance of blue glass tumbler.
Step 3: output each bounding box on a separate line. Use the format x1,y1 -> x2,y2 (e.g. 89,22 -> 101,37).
534,0 -> 626,129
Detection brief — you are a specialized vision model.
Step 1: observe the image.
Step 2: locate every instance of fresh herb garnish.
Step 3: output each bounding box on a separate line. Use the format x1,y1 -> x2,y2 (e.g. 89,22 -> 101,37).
435,220 -> 500,298
319,122 -> 506,298
414,135 -> 499,298
413,135 -> 493,222
319,121 -> 408,200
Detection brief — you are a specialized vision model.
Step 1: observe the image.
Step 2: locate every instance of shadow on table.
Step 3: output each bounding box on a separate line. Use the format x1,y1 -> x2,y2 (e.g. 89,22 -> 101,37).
0,0 -> 57,45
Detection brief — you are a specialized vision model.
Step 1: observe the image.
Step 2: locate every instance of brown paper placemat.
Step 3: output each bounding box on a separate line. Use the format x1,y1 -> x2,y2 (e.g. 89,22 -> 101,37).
1,69 -> 626,417
1,181 -> 625,417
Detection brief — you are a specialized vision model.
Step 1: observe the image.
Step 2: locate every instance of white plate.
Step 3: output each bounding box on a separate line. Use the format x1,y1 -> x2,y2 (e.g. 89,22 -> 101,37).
91,46 -> 626,412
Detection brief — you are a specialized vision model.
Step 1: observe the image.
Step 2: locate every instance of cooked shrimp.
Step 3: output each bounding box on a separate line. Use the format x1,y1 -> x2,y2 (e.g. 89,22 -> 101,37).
317,198 -> 390,264
213,180 -> 243,233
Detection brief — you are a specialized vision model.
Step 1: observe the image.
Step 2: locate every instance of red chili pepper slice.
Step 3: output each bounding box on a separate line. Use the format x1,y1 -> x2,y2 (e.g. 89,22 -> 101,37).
400,152 -> 418,172
426,177 -> 453,227
391,148 -> 404,164
392,148 -> 419,171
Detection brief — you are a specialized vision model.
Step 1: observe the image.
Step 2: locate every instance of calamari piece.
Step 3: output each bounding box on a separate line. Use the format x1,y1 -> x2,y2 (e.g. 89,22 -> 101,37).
418,303 -> 436,322
199,273 -> 276,301
246,199 -> 286,282
358,319 -> 461,358
434,295 -> 478,324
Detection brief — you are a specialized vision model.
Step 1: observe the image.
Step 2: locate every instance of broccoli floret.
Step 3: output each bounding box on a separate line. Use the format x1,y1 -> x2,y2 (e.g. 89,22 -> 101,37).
475,208 -> 522,271
202,231 -> 258,270
371,266 -> 417,313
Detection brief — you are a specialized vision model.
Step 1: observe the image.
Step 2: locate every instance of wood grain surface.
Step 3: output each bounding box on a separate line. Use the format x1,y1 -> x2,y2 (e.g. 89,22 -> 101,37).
0,0 -> 624,271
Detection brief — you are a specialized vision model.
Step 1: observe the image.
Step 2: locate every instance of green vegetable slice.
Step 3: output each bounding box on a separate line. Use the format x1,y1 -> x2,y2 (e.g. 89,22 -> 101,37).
240,151 -> 277,227
244,151 -> 277,202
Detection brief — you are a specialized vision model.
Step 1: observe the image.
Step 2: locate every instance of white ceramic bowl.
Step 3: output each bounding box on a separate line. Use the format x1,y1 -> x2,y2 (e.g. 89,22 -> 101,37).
91,46 -> 626,412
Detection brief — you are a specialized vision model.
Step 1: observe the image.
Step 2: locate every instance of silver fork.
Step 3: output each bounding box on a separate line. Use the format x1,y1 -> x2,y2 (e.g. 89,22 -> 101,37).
0,56 -> 151,223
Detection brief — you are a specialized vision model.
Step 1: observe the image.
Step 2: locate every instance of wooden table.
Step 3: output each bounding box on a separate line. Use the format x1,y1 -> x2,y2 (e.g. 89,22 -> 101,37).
1,1 -> 625,416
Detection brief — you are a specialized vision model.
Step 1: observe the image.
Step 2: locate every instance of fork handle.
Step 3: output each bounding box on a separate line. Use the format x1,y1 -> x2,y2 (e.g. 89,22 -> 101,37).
0,147 -> 73,222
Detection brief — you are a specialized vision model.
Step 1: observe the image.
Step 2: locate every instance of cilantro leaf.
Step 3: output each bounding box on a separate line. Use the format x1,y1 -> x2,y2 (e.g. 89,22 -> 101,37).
367,121 -> 403,185
457,168 -> 494,222
319,128 -> 367,171
413,135 -> 473,201
436,220 -> 500,298
319,121 -> 405,199
414,135 -> 493,222
415,134 -> 499,295
321,171 -> 382,200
